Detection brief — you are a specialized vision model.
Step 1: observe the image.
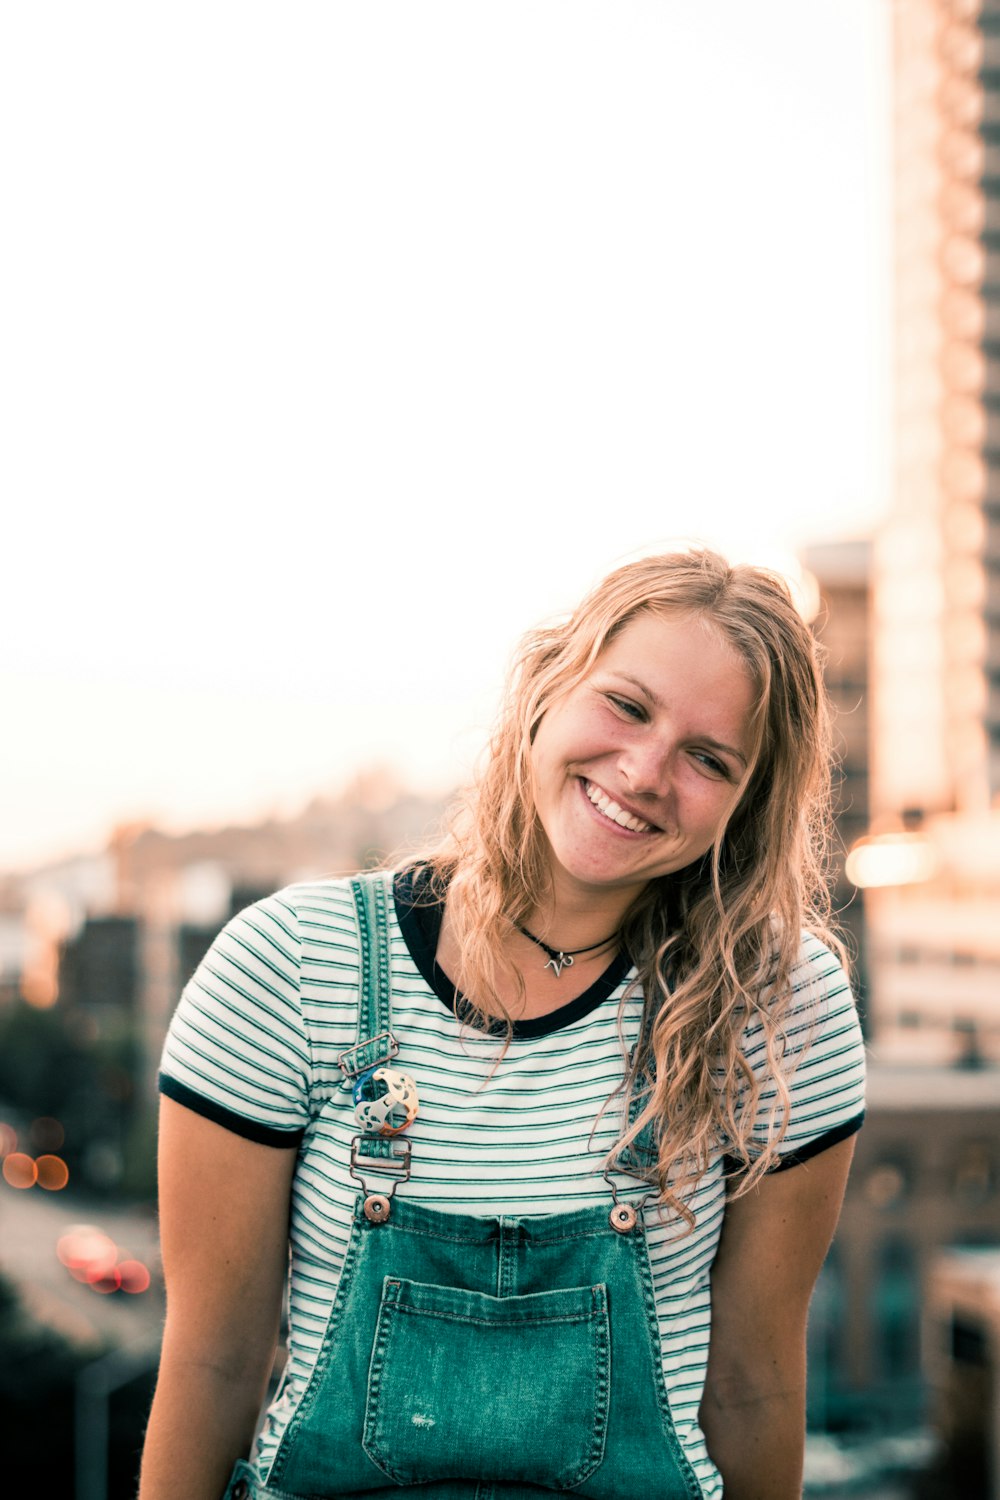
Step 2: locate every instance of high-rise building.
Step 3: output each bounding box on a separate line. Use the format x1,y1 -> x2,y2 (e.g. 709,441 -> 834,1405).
878,0 -> 1000,820
857,1 -> 1000,1061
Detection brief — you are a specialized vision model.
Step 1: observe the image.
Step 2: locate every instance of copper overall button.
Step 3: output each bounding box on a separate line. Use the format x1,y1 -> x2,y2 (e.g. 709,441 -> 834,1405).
232,1481 -> 250,1500
364,1193 -> 391,1223
609,1203 -> 638,1233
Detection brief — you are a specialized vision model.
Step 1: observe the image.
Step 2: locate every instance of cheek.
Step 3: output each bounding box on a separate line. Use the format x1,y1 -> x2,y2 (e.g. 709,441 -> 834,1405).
527,718 -> 567,809
531,699 -> 593,772
686,778 -> 742,832
528,716 -> 556,781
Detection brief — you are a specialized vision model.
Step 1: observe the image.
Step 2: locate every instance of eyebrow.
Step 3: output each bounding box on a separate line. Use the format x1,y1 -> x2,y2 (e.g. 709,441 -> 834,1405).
612,672 -> 749,768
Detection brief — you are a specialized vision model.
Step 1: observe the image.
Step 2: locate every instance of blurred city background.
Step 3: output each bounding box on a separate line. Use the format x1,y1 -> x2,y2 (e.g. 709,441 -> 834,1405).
3,1 -> 1000,1497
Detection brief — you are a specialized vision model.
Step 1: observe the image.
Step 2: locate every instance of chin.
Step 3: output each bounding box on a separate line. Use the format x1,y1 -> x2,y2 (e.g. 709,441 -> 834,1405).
555,852 -> 660,894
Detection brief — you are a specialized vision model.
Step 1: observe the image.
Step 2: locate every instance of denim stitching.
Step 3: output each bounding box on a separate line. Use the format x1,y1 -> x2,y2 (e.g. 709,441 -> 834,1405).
361,1286 -> 406,1484
379,1218 -> 613,1249
388,1307 -> 599,1328
558,1285 -> 611,1490
497,1217 -> 517,1298
630,1228 -> 704,1500
268,1209 -> 365,1483
374,1201 -> 621,1249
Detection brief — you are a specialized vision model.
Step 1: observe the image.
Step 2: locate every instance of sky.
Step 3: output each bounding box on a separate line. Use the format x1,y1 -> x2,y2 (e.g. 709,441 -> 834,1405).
0,1 -> 891,873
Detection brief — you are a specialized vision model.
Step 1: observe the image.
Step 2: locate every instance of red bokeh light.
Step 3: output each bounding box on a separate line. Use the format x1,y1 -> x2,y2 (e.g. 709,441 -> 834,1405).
57,1226 -> 118,1280
118,1259 -> 151,1294
88,1264 -> 123,1295
56,1226 -> 151,1295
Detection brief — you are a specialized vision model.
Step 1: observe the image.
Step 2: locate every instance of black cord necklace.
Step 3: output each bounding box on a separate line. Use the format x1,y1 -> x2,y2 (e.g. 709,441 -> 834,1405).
516,922 -> 620,978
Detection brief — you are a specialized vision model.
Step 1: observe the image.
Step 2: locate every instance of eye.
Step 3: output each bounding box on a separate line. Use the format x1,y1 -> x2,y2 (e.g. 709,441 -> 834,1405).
607,694 -> 646,722
692,750 -> 730,779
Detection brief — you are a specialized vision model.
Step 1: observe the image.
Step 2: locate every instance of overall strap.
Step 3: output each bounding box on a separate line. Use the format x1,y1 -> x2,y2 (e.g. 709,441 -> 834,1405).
616,1087 -> 656,1174
340,871 -> 412,1189
604,1025 -> 659,1229
338,871 -> 398,1079
616,1007 -> 659,1175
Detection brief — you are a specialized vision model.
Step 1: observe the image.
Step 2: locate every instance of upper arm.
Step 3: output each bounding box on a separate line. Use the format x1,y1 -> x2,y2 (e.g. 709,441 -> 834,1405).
158,1096 -> 298,1376
707,933 -> 865,1381
705,1136 -> 856,1395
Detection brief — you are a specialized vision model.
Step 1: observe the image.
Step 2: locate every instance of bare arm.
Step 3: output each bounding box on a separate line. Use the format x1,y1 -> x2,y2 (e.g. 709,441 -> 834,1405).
699,1136 -> 856,1500
139,1097 -> 298,1500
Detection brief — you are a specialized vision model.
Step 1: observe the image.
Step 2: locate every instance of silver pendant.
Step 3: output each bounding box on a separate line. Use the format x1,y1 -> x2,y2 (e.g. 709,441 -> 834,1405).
544,951 -> 574,978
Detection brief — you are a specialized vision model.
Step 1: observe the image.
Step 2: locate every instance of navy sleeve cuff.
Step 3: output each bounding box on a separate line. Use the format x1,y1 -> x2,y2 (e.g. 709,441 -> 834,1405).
158,1073 -> 305,1149
723,1109 -> 865,1177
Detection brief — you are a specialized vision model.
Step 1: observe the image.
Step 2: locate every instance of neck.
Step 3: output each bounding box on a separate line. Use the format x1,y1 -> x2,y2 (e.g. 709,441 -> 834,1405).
522,872 -> 643,953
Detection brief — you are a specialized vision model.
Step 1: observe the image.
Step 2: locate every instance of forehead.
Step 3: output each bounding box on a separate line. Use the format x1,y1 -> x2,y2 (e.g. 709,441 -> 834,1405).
599,608 -> 745,673
595,610 -> 756,739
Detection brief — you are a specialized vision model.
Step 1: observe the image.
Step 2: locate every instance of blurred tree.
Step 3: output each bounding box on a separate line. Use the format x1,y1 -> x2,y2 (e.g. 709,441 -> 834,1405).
0,1002 -> 156,1200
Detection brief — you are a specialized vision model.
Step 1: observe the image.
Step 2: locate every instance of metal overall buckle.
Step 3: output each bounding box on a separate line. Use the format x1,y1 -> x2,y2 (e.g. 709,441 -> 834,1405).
337,1030 -> 400,1081
603,1168 -> 653,1235
349,1136 -> 412,1224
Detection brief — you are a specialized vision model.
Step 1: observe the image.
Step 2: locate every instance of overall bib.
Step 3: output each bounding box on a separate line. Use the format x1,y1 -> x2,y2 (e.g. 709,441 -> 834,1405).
223,875 -> 703,1500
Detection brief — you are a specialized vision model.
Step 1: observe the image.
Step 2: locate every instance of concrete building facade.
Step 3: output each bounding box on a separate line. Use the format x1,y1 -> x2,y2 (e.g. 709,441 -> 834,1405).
880,0 -> 1000,821
860,0 -> 1000,1056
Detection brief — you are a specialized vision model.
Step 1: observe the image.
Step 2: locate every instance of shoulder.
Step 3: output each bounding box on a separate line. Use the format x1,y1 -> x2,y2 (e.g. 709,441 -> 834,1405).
166,873 -> 373,1060
261,874 -> 359,928
783,930 -> 856,1036
745,928 -> 856,1041
235,873 -> 389,959
750,928 -> 865,1074
782,930 -> 867,1096
736,929 -> 866,1161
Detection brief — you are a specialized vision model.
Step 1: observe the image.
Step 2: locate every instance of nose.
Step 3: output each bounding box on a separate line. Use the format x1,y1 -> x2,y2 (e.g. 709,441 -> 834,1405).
617,738 -> 674,803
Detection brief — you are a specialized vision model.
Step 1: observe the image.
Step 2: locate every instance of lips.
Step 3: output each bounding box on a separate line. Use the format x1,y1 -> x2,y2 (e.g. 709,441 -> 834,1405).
582,778 -> 660,834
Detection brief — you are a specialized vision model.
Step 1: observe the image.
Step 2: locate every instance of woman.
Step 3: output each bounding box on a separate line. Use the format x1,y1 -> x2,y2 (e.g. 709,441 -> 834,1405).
141,549 -> 865,1500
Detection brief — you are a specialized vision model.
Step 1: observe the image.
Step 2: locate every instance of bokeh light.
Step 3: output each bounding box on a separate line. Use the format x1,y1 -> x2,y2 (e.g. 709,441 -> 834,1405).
118,1260 -> 152,1295
57,1225 -> 118,1281
88,1265 -> 123,1295
846,834 -> 939,889
0,1122 -> 17,1156
3,1153 -> 38,1189
55,1226 -> 151,1295
35,1155 -> 70,1191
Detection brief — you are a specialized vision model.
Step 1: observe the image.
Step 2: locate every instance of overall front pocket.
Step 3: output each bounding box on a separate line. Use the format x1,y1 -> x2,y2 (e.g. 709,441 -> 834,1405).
363,1276 -> 610,1490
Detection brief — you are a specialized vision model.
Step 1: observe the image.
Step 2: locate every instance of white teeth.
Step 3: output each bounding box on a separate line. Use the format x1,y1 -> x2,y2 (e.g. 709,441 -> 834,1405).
584,781 -> 653,833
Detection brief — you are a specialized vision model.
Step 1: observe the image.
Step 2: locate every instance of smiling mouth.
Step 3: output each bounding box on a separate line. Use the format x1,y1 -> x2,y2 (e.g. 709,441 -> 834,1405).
582,779 -> 660,834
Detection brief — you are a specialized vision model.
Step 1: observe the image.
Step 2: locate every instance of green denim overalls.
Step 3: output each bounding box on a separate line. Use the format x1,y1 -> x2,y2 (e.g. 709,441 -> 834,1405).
222,874 -> 703,1500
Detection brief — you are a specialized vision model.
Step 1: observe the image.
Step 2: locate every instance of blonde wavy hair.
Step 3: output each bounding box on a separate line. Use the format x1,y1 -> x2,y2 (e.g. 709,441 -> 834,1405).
423,548 -> 843,1224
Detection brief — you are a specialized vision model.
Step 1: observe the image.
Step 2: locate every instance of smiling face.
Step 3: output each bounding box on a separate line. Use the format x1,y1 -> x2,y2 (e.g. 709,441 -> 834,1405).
528,609 -> 757,918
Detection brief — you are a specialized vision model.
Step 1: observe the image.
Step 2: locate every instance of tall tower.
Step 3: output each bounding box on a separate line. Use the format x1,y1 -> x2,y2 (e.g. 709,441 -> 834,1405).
858,0 -> 1000,1065
877,0 -> 1000,819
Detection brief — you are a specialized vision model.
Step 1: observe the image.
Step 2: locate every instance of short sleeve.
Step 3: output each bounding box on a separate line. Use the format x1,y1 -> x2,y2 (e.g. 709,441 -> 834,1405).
159,890 -> 312,1147
734,933 -> 866,1173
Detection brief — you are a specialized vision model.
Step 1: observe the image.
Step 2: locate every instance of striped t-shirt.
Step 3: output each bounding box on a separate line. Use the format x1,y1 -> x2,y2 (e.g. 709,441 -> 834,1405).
159,868 -> 866,1498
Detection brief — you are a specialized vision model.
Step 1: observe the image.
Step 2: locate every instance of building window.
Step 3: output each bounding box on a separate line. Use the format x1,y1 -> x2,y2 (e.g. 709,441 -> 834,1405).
807,1247 -> 846,1430
951,1315 -> 988,1367
955,1143 -> 994,1205
873,1240 -> 919,1383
